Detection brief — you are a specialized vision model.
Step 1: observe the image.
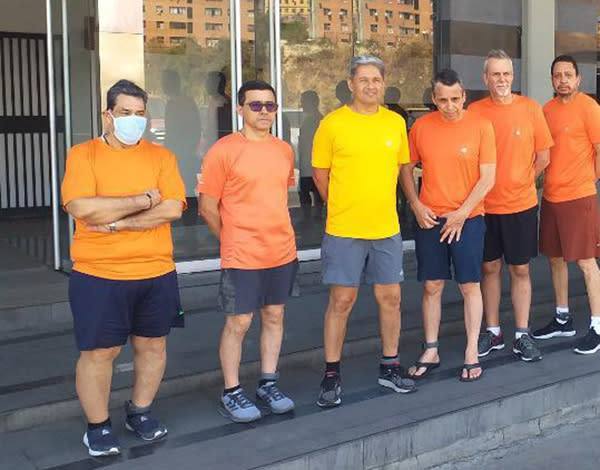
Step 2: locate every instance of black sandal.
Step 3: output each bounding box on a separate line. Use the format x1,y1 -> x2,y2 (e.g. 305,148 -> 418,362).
409,341 -> 441,380
459,363 -> 483,382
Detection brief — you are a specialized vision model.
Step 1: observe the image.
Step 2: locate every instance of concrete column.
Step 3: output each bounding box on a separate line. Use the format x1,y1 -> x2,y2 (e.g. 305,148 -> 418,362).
521,0 -> 555,104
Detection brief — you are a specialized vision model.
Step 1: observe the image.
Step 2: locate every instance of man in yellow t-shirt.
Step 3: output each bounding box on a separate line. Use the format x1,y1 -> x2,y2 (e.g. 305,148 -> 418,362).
312,56 -> 416,408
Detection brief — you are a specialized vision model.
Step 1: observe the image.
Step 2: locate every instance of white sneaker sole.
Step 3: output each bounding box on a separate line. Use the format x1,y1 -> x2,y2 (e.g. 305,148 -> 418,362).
532,330 -> 576,340
378,378 -> 417,393
512,348 -> 543,362
83,433 -> 120,457
574,344 -> 600,355
478,343 -> 505,357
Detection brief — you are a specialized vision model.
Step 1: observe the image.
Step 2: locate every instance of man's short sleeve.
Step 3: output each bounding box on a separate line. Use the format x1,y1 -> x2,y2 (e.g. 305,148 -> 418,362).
159,149 -> 187,209
398,119 -> 410,165
197,144 -> 227,201
408,124 -> 421,164
584,99 -> 600,145
61,142 -> 96,207
479,119 -> 497,164
311,119 -> 334,169
532,102 -> 554,152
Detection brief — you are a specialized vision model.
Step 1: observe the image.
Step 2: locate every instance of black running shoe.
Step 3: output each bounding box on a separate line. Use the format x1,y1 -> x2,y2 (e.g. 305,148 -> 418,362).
378,364 -> 417,393
532,317 -> 576,340
478,330 -> 505,357
316,372 -> 342,408
513,334 -> 542,362
573,328 -> 600,355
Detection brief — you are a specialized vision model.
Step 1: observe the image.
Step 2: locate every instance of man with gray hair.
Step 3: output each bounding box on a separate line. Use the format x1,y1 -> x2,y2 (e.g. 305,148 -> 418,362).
312,56 -> 416,407
469,50 -> 553,362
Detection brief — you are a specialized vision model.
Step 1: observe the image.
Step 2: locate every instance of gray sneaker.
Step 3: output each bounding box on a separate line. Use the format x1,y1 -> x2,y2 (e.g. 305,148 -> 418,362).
513,334 -> 543,362
256,381 -> 295,414
220,388 -> 262,423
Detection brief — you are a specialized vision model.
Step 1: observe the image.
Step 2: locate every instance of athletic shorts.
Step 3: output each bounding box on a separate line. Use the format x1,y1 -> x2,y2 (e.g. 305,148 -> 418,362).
539,195 -> 600,261
321,232 -> 404,286
483,205 -> 538,265
69,270 -> 183,351
416,216 -> 485,284
219,259 -> 299,315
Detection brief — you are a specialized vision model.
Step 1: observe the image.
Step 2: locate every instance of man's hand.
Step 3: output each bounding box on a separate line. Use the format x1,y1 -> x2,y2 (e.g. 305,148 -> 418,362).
87,224 -> 111,233
410,200 -> 439,229
145,188 -> 162,209
440,208 -> 469,244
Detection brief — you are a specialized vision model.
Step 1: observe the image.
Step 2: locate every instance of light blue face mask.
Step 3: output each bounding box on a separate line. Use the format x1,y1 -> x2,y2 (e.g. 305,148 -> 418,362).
110,112 -> 147,145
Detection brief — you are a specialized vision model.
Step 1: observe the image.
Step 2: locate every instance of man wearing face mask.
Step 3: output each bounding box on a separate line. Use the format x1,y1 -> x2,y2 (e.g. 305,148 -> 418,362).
61,80 -> 186,456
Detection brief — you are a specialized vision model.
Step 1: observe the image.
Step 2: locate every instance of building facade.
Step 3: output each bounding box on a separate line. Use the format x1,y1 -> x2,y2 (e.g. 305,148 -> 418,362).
0,0 -> 599,278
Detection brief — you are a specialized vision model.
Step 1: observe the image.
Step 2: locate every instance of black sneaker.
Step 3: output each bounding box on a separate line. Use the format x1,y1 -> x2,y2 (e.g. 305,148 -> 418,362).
478,330 -> 505,357
378,364 -> 417,393
83,424 -> 121,457
316,372 -> 342,408
513,334 -> 543,362
573,328 -> 600,355
532,317 -> 576,340
125,408 -> 168,441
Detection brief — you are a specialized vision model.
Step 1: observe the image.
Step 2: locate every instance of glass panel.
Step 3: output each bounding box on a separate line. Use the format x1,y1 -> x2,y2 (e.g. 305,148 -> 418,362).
242,0 -> 272,83
279,0 -> 434,247
97,0 -> 235,261
0,0 -> 66,275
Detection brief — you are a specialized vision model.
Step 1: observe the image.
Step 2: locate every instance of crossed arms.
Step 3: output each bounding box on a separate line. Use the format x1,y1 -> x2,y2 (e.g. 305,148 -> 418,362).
65,188 -> 183,232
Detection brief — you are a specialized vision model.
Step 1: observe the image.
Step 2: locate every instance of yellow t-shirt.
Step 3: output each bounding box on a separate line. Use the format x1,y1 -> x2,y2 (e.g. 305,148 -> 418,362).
312,105 -> 410,239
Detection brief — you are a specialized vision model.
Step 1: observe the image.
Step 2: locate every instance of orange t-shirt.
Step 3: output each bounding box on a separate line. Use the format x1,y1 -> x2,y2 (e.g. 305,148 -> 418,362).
197,132 -> 297,269
469,95 -> 553,214
409,110 -> 496,218
543,93 -> 600,203
61,138 -> 187,280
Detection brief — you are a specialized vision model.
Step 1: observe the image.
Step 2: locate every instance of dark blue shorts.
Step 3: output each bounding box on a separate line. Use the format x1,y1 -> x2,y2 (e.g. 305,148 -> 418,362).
415,216 -> 485,284
219,259 -> 299,315
69,270 -> 184,351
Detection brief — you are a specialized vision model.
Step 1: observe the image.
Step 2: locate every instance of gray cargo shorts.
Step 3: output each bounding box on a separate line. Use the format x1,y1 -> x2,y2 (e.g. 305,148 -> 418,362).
321,232 -> 404,286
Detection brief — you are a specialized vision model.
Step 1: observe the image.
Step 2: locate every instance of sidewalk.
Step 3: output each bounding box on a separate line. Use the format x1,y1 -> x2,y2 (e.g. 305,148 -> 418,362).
1,255 -> 598,469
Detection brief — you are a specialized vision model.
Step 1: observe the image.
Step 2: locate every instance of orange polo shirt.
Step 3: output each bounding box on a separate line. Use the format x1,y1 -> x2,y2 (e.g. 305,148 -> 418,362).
469,95 -> 553,214
543,93 -> 600,203
197,132 -> 297,270
61,138 -> 186,280
409,110 -> 496,218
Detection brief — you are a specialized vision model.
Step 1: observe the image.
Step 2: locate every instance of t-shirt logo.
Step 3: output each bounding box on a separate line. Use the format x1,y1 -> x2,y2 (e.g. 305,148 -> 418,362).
459,146 -> 469,156
386,140 -> 393,147
514,128 -> 521,137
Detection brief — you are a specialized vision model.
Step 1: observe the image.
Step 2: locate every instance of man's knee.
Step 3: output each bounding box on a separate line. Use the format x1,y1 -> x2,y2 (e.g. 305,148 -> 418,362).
261,305 -> 285,326
423,280 -> 444,297
508,263 -> 530,279
131,336 -> 167,355
329,291 -> 357,316
225,313 -> 254,336
459,282 -> 481,297
482,259 -> 502,276
80,345 -> 121,364
577,258 -> 600,276
375,285 -> 401,310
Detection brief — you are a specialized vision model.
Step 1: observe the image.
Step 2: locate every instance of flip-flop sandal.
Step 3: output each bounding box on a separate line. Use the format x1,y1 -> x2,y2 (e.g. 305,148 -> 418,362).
409,341 -> 441,380
459,363 -> 483,382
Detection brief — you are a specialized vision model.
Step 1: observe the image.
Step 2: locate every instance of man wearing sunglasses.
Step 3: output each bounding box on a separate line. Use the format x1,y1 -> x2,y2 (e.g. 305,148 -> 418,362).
312,56 -> 416,408
198,80 -> 297,422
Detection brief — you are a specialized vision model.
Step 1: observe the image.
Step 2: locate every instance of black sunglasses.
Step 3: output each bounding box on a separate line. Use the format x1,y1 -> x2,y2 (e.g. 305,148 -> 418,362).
245,101 -> 278,113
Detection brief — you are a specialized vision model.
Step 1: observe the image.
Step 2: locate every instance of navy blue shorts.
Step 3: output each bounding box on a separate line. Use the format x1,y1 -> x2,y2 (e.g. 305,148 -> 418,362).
415,216 -> 485,284
219,259 -> 299,315
69,270 -> 184,351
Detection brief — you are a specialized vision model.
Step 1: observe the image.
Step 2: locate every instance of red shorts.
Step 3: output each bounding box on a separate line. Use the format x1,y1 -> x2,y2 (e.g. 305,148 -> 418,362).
539,195 -> 600,261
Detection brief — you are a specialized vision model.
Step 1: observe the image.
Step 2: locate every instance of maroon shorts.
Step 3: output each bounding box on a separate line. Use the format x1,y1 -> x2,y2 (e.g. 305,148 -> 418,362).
539,195 -> 600,261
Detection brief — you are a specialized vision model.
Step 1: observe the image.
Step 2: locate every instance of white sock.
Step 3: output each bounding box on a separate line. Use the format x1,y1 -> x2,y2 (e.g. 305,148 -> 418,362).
590,316 -> 600,334
555,306 -> 569,324
487,326 -> 501,336
515,331 -> 527,340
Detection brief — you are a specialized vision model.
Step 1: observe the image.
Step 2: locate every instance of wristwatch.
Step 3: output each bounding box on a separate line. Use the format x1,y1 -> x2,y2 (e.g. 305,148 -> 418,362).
109,222 -> 117,233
